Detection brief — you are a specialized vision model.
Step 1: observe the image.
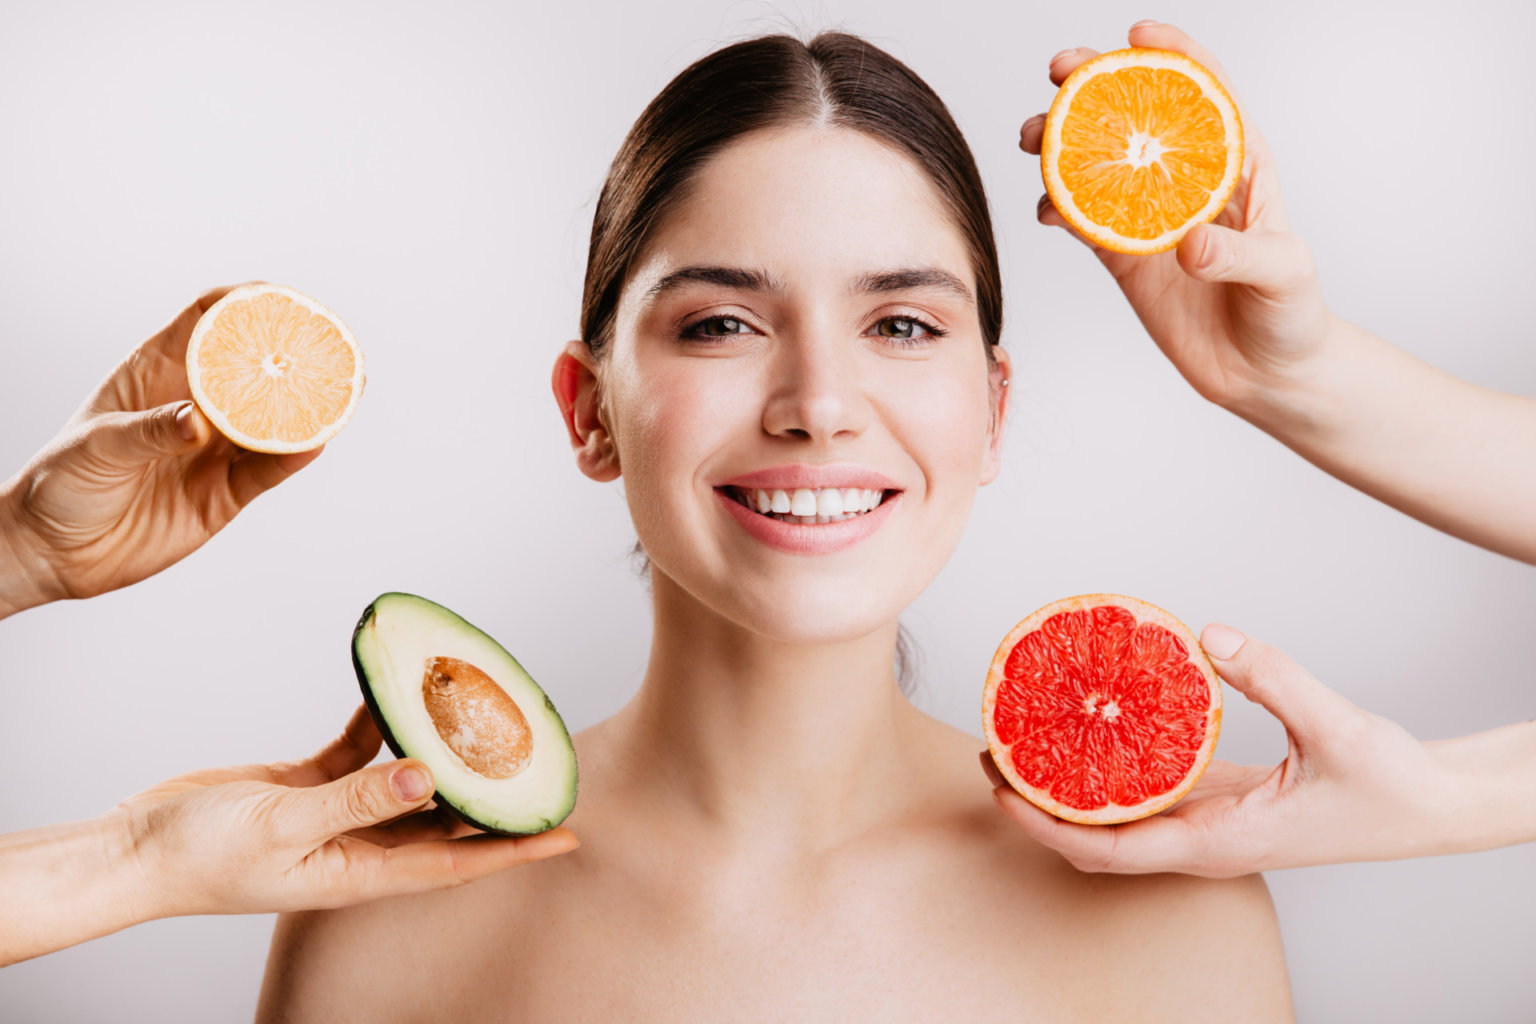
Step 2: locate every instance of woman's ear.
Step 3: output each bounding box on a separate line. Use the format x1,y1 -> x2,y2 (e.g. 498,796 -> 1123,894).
552,340 -> 621,482
980,345 -> 1011,486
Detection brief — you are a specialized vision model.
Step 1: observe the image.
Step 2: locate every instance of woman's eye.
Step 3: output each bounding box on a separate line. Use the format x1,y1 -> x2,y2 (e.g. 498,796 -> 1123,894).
684,315 -> 749,338
873,316 -> 943,344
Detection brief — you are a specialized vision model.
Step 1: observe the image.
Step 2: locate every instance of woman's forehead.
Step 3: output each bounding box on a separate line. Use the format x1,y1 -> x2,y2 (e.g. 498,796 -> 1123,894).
628,125 -> 975,299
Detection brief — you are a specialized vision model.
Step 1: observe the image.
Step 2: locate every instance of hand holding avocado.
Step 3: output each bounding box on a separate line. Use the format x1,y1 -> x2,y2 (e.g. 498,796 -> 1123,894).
0,706 -> 575,966
0,285 -> 321,619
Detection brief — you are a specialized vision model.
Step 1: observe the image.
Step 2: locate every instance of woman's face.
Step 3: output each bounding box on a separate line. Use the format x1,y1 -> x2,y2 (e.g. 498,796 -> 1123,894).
575,125 -> 1008,646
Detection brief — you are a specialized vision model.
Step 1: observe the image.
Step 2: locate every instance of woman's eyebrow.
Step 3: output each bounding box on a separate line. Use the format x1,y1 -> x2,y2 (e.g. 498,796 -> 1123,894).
853,268 -> 975,306
646,265 -> 784,297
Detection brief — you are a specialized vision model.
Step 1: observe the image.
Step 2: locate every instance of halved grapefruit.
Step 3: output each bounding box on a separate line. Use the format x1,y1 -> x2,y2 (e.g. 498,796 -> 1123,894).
982,594 -> 1221,825
186,283 -> 364,453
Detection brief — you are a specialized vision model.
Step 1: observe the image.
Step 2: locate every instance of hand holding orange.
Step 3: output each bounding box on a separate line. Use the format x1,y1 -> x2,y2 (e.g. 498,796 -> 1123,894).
1021,22 -> 1333,421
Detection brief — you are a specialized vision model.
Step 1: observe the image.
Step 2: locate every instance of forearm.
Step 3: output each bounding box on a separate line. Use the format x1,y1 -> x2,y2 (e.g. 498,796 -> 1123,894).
1234,315 -> 1536,563
1425,718 -> 1536,855
0,476 -> 55,620
0,811 -> 159,966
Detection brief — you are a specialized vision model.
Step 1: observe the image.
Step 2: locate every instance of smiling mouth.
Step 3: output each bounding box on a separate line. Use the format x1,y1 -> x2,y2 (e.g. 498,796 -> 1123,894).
722,485 -> 894,525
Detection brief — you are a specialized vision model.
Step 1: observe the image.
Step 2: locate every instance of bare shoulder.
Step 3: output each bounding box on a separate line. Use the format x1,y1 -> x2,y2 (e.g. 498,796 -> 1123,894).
256,724 -> 615,1023
917,719 -> 1294,1022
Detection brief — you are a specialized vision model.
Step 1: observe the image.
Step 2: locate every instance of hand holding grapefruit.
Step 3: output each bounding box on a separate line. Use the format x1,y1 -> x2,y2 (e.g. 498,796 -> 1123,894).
983,594 -> 1221,825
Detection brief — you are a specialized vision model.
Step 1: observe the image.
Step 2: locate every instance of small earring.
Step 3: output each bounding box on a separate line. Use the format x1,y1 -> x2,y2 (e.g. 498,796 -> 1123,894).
1001,378 -> 1010,386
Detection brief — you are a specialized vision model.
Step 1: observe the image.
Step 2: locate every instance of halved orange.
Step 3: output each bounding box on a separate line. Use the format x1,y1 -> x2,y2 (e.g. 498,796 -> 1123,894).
1041,48 -> 1243,255
982,594 -> 1222,825
186,284 -> 365,453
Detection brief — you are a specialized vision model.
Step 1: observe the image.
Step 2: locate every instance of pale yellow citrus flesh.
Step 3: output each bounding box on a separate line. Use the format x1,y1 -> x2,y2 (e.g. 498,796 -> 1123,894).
1042,49 -> 1243,255
187,285 -> 363,453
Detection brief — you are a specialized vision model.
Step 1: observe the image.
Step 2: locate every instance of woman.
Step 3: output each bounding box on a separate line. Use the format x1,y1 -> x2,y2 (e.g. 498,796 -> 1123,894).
258,31 -> 1292,1021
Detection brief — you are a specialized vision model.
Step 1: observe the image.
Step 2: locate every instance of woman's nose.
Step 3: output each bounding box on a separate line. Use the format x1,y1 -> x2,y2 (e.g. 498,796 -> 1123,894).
759,335 -> 870,442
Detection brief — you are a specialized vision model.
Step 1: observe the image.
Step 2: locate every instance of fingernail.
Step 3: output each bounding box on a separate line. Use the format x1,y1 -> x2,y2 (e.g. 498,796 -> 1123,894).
1022,113 -> 1045,131
175,402 -> 198,441
1049,48 -> 1078,64
1201,623 -> 1247,660
391,764 -> 433,801
979,750 -> 1006,788
1132,19 -> 1162,29
1037,193 -> 1051,213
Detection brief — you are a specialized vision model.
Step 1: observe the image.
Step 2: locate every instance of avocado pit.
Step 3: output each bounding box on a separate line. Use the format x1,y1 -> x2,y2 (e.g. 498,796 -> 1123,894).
422,656 -> 532,779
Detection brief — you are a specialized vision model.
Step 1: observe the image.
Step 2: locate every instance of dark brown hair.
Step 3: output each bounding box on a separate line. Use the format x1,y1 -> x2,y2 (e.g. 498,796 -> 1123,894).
579,31 -> 1003,357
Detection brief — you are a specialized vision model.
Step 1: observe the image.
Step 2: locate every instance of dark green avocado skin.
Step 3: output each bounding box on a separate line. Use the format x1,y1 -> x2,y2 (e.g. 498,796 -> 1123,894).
350,595 -> 564,837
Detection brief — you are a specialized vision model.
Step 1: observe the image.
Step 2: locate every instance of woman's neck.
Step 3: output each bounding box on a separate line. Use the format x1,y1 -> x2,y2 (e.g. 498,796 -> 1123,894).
605,569 -> 930,853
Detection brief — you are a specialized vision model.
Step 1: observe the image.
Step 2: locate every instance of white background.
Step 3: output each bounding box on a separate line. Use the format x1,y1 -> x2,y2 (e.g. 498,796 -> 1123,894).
2,0 -> 1533,1020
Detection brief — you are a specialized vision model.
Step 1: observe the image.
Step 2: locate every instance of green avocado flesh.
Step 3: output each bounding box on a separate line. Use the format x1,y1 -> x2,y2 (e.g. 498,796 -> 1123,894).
352,592 -> 577,835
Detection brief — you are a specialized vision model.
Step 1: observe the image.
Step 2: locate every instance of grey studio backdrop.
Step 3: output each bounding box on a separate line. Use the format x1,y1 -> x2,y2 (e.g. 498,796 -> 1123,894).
1,0 -> 1532,1020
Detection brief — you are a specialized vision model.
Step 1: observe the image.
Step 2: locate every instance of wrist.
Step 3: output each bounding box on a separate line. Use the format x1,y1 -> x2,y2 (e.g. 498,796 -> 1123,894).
103,806 -> 177,926
1220,310 -> 1356,440
1425,720 -> 1536,854
0,812 -> 163,966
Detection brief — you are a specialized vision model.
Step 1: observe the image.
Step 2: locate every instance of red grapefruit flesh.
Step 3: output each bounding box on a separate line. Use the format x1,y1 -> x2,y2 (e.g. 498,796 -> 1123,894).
982,594 -> 1221,825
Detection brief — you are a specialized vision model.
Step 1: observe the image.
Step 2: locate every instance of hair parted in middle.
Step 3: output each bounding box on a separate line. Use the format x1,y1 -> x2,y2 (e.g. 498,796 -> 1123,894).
579,31 -> 1004,361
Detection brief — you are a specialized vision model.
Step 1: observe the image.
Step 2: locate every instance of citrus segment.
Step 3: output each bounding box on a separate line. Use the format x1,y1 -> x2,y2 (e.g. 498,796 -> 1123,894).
1041,48 -> 1243,255
982,594 -> 1221,825
186,284 -> 364,453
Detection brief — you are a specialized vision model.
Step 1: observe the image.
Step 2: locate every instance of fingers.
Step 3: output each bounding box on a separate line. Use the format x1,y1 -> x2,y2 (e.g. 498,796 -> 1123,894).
86,401 -> 209,466
339,828 -> 580,905
296,759 -> 437,838
1125,21 -> 1239,99
226,445 -> 324,509
349,805 -> 483,849
1200,624 -> 1361,750
1175,223 -> 1314,295
1018,48 -> 1100,154
308,705 -> 385,783
142,285 -> 243,364
990,786 -> 1215,875
1048,46 -> 1100,86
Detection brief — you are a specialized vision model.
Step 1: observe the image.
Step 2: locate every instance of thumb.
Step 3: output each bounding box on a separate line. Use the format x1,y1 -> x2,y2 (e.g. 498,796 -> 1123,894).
90,401 -> 210,464
1200,623 -> 1358,747
303,760 -> 436,837
1176,223 -> 1314,296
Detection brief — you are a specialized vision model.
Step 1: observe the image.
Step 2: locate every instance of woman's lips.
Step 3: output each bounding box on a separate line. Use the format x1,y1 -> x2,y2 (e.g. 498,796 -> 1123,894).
714,486 -> 899,555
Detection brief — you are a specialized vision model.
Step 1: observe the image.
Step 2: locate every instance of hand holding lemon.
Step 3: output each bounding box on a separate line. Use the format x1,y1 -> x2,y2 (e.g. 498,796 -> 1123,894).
0,283 -> 361,616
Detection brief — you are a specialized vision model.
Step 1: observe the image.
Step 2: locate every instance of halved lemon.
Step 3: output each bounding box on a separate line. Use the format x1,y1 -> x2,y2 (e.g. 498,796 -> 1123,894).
1041,48 -> 1243,255
186,283 -> 365,453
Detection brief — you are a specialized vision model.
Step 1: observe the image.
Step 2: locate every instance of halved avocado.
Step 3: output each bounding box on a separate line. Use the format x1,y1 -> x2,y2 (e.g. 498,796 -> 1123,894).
352,592 -> 577,835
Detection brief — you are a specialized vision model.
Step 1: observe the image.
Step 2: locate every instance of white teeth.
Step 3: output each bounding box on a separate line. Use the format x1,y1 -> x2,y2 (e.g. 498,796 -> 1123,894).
737,485 -> 890,521
816,488 -> 844,517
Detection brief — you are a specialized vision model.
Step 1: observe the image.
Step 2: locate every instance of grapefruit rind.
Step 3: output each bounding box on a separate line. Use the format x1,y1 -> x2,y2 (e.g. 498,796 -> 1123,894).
982,593 -> 1222,826
1040,48 -> 1245,256
185,283 -> 366,454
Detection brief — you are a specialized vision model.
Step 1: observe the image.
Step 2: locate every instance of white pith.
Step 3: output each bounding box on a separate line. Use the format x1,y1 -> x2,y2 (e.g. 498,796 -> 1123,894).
728,486 -> 888,524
